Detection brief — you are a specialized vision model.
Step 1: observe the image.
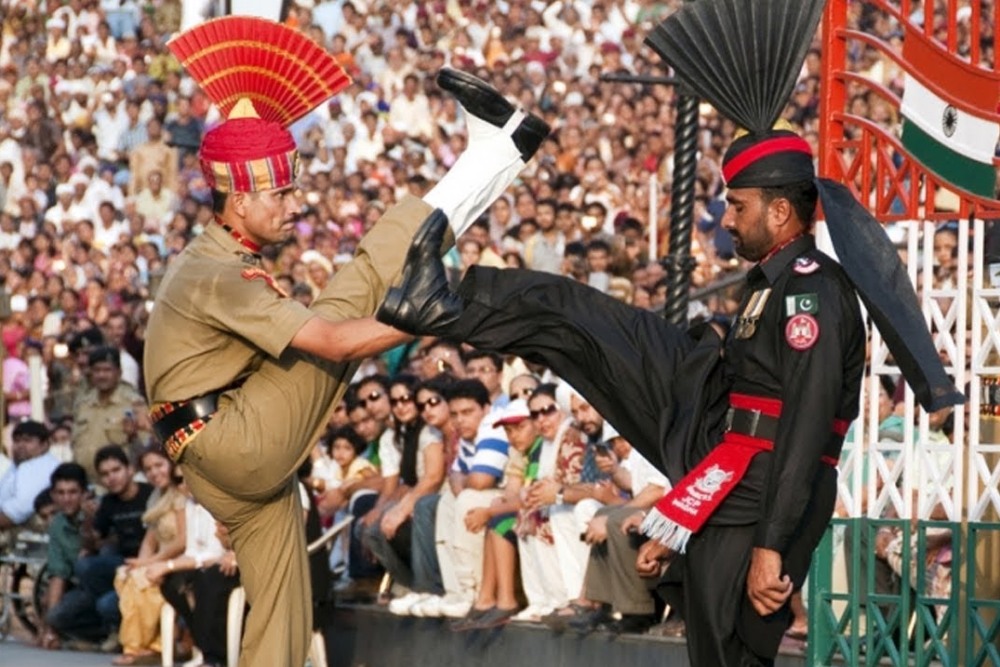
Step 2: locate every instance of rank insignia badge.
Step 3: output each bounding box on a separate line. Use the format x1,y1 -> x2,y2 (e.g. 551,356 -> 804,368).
734,288 -> 771,339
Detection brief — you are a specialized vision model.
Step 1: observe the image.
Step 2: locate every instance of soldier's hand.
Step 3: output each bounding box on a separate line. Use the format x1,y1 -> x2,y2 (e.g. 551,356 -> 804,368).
746,547 -> 792,616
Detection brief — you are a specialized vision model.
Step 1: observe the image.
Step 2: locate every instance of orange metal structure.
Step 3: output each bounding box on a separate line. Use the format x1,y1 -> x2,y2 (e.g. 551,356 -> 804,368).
819,0 -> 1000,220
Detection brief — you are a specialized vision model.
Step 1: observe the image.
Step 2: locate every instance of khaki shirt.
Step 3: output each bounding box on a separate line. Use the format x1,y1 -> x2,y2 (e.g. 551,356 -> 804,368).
73,382 -> 149,481
144,222 -> 315,406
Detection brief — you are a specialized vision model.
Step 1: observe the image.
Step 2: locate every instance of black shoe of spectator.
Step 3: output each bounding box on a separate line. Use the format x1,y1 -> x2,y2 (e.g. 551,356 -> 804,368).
469,606 -> 519,630
377,209 -> 465,337
647,617 -> 686,638
334,577 -> 380,604
603,613 -> 657,635
541,603 -> 596,633
437,68 -> 550,162
450,607 -> 494,632
567,606 -> 612,635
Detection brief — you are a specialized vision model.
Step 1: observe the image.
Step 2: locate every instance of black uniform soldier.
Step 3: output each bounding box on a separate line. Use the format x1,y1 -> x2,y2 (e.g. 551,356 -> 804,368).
372,1 -> 962,665
144,17 -> 548,667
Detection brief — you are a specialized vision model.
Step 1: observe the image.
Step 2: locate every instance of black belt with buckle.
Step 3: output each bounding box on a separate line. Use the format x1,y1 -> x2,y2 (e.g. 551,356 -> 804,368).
725,407 -> 780,441
151,392 -> 223,443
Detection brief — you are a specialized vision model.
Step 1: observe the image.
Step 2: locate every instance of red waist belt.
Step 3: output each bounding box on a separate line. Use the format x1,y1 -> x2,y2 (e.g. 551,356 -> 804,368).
640,392 -> 849,553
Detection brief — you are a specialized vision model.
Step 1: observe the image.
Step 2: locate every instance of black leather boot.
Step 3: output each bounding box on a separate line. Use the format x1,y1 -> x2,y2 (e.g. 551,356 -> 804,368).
437,68 -> 550,161
377,209 -> 465,336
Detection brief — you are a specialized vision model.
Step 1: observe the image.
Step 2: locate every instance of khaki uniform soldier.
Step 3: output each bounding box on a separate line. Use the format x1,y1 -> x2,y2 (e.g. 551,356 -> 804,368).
145,16 -> 548,667
72,346 -> 151,482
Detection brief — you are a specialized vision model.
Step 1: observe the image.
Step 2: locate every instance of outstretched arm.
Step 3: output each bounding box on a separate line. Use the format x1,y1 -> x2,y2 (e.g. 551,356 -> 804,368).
290,316 -> 412,362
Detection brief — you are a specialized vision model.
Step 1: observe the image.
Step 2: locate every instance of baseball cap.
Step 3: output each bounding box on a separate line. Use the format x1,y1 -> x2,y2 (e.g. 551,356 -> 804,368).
494,399 -> 531,427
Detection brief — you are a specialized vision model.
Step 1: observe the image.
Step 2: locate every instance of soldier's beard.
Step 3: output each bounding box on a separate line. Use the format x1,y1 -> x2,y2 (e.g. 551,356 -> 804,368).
731,213 -> 774,263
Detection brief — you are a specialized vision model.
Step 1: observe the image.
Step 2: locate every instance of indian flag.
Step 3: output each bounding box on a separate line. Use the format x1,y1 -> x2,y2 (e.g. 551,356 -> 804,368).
900,34 -> 1000,199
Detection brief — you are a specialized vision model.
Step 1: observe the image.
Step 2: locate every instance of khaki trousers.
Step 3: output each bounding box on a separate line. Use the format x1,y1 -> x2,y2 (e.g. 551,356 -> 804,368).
182,197 -> 433,667
435,487 -> 501,602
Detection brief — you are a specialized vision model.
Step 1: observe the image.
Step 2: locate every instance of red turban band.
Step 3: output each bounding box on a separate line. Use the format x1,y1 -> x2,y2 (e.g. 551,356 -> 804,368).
199,117 -> 298,193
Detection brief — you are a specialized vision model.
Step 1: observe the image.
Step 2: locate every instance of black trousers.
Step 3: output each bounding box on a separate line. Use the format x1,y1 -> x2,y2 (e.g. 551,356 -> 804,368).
161,565 -> 240,665
450,267 -> 833,666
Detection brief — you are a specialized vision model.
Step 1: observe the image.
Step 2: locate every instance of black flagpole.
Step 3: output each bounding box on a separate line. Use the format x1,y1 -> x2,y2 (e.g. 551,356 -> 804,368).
664,90 -> 699,326
600,65 -> 699,326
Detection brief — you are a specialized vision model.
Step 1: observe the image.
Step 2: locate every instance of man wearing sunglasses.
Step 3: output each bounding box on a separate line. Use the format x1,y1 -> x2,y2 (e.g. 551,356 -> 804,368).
355,376 -> 392,429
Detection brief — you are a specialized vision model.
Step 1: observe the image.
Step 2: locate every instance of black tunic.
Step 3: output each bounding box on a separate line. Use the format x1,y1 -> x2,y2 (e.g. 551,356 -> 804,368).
447,234 -> 865,665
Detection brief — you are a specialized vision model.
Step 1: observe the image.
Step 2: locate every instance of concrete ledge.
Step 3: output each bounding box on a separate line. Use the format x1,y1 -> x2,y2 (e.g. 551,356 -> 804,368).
325,604 -> 810,667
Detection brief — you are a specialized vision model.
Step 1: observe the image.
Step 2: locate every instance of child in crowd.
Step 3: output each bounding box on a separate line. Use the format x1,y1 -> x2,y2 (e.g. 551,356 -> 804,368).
330,426 -> 378,490
318,426 -> 379,575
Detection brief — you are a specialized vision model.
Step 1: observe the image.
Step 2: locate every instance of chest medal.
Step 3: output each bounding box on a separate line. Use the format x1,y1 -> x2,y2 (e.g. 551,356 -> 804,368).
734,288 -> 771,340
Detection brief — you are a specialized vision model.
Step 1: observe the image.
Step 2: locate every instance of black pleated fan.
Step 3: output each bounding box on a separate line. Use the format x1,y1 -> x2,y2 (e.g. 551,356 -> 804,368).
645,0 -> 825,136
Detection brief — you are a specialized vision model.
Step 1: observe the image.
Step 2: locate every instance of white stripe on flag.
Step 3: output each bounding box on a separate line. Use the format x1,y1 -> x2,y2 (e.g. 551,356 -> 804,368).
900,74 -> 999,165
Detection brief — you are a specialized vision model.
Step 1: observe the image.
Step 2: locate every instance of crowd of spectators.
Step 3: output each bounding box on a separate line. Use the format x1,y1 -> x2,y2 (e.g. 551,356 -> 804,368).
0,0 -> 989,661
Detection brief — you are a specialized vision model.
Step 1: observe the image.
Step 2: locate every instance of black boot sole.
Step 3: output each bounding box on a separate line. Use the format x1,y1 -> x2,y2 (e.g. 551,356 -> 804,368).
437,68 -> 515,128
437,68 -> 550,161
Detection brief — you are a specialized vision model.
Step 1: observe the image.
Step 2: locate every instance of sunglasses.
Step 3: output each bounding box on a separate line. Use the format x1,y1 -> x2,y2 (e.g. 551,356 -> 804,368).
358,390 -> 383,408
530,404 -> 559,420
416,395 -> 444,412
390,395 -> 414,407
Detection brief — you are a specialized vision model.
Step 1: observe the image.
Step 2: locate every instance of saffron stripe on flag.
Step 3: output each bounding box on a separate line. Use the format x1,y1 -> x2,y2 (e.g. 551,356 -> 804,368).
902,25 -> 1000,120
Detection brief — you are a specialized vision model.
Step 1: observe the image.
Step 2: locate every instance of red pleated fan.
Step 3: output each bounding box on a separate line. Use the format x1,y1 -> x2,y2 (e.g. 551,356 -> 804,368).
168,16 -> 351,126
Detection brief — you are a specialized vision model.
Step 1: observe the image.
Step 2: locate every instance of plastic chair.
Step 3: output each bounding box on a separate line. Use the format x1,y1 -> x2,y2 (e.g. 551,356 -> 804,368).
159,586 -> 243,667
161,516 -> 354,667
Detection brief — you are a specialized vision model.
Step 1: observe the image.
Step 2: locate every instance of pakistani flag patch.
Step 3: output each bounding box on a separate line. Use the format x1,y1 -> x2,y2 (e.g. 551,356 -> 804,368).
785,293 -> 818,316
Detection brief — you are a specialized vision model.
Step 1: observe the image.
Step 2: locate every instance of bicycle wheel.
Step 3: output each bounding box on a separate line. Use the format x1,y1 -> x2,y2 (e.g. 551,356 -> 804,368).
0,561 -> 13,640
31,563 -> 50,625
10,561 -> 43,637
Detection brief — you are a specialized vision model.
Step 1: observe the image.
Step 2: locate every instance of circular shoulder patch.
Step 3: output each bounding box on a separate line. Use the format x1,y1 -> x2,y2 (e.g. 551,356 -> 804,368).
793,257 -> 820,275
785,313 -> 820,350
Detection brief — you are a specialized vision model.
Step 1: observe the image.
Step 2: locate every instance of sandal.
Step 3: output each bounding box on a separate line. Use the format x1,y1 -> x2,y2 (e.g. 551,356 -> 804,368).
541,602 -> 599,632
112,652 -> 160,666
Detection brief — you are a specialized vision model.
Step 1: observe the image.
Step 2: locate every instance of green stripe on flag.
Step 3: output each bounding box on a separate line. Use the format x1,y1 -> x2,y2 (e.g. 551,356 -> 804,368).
901,118 -> 997,198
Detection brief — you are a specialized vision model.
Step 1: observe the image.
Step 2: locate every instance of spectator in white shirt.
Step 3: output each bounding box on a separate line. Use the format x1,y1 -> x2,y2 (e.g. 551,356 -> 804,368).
0,421 -> 61,532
